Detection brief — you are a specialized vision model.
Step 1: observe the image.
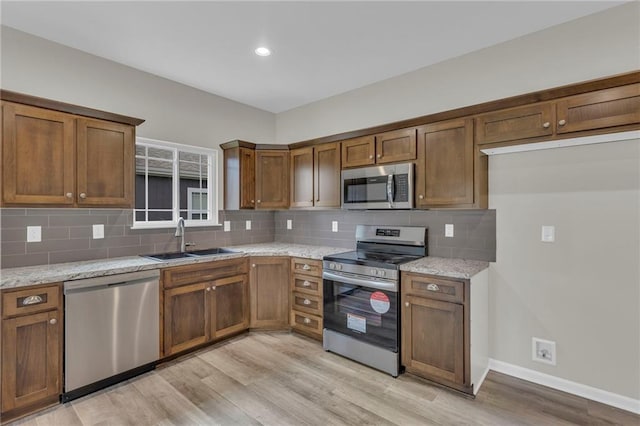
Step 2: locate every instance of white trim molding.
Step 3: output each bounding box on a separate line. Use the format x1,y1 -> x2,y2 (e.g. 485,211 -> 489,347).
489,359 -> 640,415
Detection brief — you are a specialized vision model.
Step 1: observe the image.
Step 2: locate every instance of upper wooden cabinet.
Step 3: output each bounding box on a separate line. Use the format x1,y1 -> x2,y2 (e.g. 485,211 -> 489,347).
255,150 -> 289,209
416,119 -> 477,208
290,142 -> 341,209
341,128 -> 417,168
1,98 -> 140,208
476,83 -> 640,145
223,145 -> 256,209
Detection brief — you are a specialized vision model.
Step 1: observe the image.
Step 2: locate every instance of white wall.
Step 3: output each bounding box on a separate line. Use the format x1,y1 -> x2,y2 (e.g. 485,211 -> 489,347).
0,26 -> 276,209
489,139 -> 640,400
276,3 -> 640,144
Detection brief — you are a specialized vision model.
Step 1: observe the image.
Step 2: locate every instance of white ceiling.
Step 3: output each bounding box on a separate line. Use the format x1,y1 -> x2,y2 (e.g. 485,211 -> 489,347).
1,1 -> 625,113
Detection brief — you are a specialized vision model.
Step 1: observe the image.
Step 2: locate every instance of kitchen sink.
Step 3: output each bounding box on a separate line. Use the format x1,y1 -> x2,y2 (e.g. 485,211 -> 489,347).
141,248 -> 238,261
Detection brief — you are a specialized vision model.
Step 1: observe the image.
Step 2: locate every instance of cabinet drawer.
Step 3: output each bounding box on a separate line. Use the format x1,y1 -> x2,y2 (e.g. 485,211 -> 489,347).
403,274 -> 465,304
2,284 -> 61,318
163,258 -> 248,289
291,258 -> 322,277
291,292 -> 322,316
291,274 -> 322,296
290,310 -> 323,336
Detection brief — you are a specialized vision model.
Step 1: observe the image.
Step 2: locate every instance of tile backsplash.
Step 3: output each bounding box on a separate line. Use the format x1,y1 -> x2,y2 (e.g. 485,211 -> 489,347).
1,208 -> 496,269
0,209 -> 274,268
274,209 -> 496,262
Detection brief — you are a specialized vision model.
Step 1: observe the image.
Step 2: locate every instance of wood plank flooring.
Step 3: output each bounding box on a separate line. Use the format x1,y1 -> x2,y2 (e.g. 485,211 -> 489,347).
8,332 -> 639,425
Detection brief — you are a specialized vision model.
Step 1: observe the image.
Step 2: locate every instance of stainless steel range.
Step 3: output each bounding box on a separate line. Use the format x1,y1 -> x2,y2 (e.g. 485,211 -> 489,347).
322,225 -> 427,376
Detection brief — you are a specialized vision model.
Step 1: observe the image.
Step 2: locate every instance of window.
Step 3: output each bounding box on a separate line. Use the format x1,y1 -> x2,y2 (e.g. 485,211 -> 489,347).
133,137 -> 219,229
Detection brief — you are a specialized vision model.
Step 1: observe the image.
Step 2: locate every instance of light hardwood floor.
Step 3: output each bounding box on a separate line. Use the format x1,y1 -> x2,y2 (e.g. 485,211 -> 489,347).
8,332 -> 639,425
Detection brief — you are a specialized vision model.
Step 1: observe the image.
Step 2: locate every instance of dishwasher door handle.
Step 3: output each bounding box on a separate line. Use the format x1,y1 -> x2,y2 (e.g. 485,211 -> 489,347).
64,270 -> 160,294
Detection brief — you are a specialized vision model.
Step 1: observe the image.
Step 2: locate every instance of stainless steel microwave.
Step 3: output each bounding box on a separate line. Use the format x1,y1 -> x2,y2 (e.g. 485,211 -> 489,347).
341,162 -> 413,209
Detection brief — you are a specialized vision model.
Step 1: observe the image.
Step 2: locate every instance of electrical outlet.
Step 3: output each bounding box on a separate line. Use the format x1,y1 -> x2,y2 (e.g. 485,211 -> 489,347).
532,337 -> 556,365
445,224 -> 454,238
245,220 -> 252,230
287,219 -> 293,230
92,224 -> 104,239
26,226 -> 41,243
223,221 -> 230,232
541,225 -> 555,242
332,221 -> 338,232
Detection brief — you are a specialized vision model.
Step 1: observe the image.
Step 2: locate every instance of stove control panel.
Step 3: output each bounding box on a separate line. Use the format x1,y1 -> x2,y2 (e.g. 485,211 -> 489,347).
323,260 -> 398,282
327,262 -> 343,271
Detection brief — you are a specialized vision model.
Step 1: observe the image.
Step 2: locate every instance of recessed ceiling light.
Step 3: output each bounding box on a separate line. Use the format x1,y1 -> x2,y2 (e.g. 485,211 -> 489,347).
255,47 -> 271,57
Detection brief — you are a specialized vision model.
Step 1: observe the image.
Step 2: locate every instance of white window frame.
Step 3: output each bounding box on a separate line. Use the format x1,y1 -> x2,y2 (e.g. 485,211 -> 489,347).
187,187 -> 208,220
132,137 -> 219,229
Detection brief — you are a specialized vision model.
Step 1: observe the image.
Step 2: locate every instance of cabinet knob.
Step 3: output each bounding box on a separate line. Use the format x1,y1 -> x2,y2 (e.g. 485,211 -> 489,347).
542,122 -> 550,128
211,286 -> 216,290
79,193 -> 87,199
252,264 -> 256,268
303,318 -> 311,324
405,302 -> 410,307
49,318 -> 57,325
558,119 -> 567,126
418,194 -> 424,199
316,199 -> 319,202
369,155 -> 373,159
251,199 -> 255,203
66,192 -> 73,199
206,287 -> 211,292
303,299 -> 311,305
377,154 -> 381,159
257,200 -> 261,203
302,280 -> 311,287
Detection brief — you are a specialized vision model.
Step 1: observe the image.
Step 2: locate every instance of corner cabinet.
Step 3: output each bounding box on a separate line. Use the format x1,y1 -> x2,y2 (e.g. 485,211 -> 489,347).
1,95 -> 142,208
161,258 -> 249,357
1,284 -> 63,422
290,142 -> 341,209
249,257 -> 290,329
401,271 -> 488,396
415,118 -> 485,209
255,150 -> 290,209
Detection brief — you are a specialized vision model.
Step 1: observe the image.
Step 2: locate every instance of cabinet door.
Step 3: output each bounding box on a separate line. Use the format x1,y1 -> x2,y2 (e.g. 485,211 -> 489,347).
211,274 -> 249,340
239,148 -> 256,209
341,136 -> 375,168
475,103 -> 554,145
249,257 -> 290,328
290,147 -> 314,208
255,150 -> 289,209
314,142 -> 341,208
556,84 -> 640,134
76,118 -> 134,207
416,119 -> 474,207
163,282 -> 209,356
2,102 -> 75,205
402,295 -> 464,385
375,128 -> 417,164
1,310 -> 61,413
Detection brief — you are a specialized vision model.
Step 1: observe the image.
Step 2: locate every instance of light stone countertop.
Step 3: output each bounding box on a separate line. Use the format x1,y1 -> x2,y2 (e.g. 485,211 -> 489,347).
0,242 -> 489,289
400,256 -> 489,280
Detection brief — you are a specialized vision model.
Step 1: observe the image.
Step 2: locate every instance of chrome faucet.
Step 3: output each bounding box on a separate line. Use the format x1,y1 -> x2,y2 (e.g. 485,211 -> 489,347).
175,217 -> 186,252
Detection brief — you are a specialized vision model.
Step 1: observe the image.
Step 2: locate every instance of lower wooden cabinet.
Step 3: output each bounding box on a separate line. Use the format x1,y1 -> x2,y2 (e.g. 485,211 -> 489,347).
401,271 -> 488,395
289,257 -> 323,340
1,284 -> 62,421
161,259 -> 249,357
249,257 -> 290,328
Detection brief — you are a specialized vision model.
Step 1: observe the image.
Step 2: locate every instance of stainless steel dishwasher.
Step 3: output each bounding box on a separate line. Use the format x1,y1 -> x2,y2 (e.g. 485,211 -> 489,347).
63,270 -> 160,402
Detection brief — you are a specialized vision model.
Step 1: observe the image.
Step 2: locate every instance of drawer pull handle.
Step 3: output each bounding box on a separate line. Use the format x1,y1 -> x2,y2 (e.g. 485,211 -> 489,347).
427,283 -> 440,292
49,318 -> 57,325
302,264 -> 311,270
302,280 -> 311,287
303,299 -> 311,305
303,318 -> 311,324
22,295 -> 44,306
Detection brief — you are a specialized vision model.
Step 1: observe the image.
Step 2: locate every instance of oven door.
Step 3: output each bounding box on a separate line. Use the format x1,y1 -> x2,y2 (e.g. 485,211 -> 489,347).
323,273 -> 399,352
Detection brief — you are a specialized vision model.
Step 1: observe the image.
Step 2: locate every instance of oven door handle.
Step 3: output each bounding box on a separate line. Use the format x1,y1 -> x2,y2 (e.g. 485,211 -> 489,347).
387,174 -> 394,207
323,271 -> 398,292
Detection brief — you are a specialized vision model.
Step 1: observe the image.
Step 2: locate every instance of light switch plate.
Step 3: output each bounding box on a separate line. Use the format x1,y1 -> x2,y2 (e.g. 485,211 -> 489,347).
26,226 -> 41,243
287,219 -> 293,230
541,225 -> 555,242
92,224 -> 104,239
245,220 -> 252,230
445,224 -> 454,238
223,221 -> 231,232
332,221 -> 338,232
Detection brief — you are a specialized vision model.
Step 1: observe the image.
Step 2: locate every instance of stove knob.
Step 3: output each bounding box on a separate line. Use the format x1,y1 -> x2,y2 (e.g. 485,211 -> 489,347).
379,270 -> 386,277
370,268 -> 377,276
337,264 -> 343,271
329,262 -> 336,270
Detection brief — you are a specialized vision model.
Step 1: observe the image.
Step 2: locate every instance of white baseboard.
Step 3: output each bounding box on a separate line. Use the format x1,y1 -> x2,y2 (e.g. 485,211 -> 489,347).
474,365 -> 490,395
488,359 -> 640,415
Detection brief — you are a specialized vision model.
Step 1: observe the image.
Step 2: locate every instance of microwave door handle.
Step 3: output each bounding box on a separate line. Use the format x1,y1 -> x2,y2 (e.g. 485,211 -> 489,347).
387,174 -> 394,207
